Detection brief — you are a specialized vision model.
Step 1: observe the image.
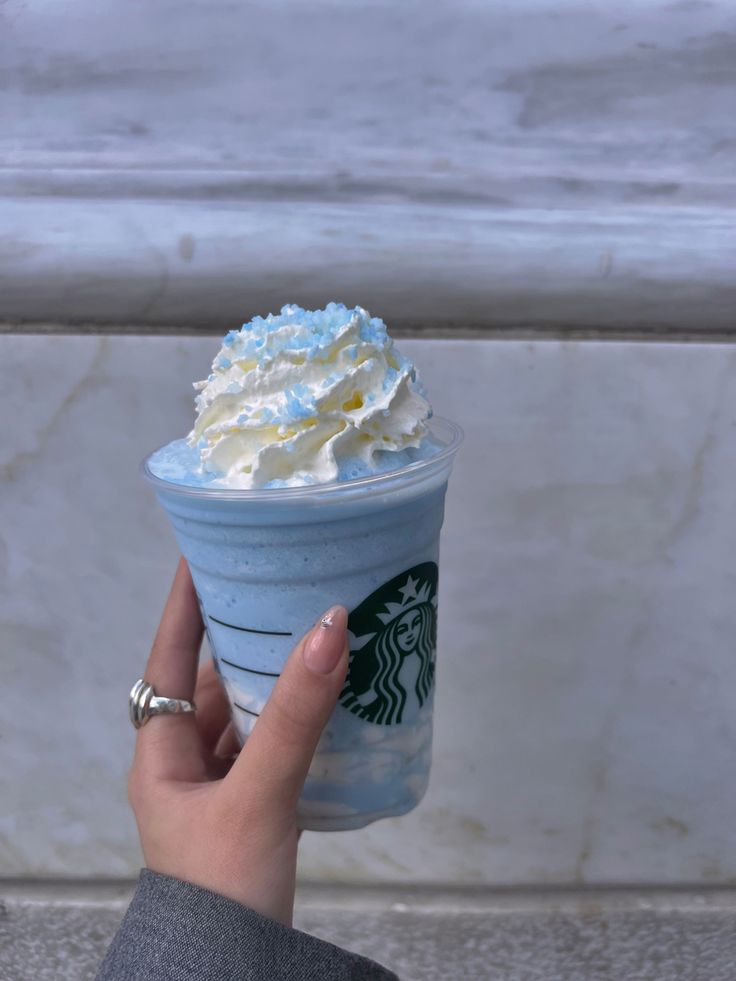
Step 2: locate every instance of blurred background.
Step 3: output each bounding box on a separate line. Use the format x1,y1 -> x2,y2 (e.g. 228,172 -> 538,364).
2,1 -> 735,977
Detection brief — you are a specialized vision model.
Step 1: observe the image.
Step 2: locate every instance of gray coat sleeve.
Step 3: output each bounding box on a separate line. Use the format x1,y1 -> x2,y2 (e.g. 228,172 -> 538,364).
96,869 -> 399,981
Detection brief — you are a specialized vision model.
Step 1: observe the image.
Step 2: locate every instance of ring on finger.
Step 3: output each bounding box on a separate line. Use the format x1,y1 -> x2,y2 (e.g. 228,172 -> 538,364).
129,678 -> 196,730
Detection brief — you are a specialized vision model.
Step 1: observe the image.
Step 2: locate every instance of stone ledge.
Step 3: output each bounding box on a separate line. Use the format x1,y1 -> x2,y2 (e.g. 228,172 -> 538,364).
3,882 -> 736,981
1,196 -> 733,334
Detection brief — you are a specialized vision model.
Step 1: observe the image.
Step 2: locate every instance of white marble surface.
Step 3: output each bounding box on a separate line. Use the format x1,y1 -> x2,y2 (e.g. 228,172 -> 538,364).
4,0 -> 733,179
2,195 -> 734,336
1,0 -> 735,331
1,335 -> 736,884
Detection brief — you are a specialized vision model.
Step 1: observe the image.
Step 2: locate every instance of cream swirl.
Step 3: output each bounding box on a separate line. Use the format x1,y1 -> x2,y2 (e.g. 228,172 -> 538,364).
188,303 -> 432,488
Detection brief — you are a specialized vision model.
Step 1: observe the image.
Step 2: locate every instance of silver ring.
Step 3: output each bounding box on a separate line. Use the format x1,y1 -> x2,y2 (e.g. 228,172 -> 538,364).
129,678 -> 196,730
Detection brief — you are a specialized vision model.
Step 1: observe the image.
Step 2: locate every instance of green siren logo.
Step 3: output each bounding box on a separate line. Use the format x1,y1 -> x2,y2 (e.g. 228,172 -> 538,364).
340,562 -> 438,725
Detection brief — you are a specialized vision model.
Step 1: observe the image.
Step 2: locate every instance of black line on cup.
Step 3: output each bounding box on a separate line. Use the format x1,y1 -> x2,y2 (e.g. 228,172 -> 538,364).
233,701 -> 261,718
209,615 -> 292,637
220,657 -> 281,679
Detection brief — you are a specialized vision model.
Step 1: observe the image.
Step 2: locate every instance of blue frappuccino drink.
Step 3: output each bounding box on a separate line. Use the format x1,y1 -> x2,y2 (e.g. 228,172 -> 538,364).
144,303 -> 461,830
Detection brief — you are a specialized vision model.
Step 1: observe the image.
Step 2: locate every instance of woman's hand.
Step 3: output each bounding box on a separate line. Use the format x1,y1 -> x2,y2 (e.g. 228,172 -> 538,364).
127,558 -> 348,927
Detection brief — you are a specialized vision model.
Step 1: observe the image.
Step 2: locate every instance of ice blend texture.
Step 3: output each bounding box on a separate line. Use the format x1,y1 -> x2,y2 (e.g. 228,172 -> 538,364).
149,303 -> 435,489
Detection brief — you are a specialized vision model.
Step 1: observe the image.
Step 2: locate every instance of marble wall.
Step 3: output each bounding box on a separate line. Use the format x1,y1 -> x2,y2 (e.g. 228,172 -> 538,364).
2,0 -> 734,331
2,335 -> 735,885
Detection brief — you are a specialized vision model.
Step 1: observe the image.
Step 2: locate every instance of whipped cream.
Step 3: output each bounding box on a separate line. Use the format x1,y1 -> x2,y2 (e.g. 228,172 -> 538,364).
187,303 -> 432,488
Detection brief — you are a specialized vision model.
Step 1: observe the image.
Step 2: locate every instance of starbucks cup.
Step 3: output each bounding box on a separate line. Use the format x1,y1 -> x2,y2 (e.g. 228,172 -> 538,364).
143,417 -> 462,831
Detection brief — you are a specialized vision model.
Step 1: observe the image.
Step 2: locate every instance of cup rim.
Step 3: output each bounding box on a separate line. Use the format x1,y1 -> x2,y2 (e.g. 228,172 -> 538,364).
141,415 -> 463,503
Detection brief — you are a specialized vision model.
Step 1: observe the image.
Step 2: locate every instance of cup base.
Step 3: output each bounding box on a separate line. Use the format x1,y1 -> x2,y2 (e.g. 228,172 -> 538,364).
296,796 -> 420,832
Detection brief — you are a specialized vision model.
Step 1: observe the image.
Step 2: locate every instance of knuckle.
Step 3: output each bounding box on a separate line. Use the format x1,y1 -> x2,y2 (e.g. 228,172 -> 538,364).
263,682 -> 315,747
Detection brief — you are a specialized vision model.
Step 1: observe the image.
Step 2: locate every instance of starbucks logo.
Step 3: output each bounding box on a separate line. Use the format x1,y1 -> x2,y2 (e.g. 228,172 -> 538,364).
340,563 -> 438,726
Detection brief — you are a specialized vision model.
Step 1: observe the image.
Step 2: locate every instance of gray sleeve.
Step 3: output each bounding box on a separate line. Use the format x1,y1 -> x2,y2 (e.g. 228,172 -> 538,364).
96,868 -> 399,981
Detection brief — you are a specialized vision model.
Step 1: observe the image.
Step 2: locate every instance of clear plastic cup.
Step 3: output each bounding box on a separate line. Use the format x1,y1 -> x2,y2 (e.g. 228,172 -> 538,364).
142,417 -> 462,831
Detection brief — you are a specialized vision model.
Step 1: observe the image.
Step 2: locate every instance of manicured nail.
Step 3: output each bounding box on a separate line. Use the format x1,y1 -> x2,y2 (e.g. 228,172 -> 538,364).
303,606 -> 347,674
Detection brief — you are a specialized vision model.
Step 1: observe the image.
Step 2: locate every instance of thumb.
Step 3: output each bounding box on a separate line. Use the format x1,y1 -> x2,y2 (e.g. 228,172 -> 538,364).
223,605 -> 348,816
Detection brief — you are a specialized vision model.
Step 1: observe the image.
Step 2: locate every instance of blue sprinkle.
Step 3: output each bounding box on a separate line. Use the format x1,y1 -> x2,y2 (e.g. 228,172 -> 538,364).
382,367 -> 398,392
221,304 -> 387,366
283,384 -> 316,421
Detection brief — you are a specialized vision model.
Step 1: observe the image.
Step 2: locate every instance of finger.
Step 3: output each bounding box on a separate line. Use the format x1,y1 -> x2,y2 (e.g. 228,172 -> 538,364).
222,605 -> 348,817
213,721 -> 241,760
194,658 -> 232,755
134,558 -> 206,782
206,723 -> 242,781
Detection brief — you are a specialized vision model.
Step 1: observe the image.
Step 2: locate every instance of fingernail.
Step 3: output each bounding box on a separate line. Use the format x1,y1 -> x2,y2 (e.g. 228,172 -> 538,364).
303,605 -> 347,675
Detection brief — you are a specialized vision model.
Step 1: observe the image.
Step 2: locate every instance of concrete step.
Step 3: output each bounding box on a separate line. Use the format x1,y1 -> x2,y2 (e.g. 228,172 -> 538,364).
2,881 -> 736,980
